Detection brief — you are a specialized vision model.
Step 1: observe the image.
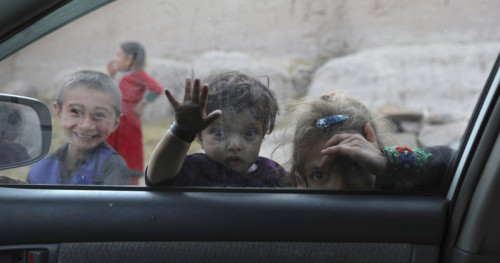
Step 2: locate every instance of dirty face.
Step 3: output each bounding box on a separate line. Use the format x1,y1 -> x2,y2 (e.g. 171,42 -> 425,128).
54,86 -> 120,158
300,138 -> 376,190
199,108 -> 265,174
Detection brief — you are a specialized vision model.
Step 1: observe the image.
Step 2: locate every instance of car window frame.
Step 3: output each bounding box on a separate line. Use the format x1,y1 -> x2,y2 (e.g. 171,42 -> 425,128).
445,51 -> 500,201
0,0 -> 114,61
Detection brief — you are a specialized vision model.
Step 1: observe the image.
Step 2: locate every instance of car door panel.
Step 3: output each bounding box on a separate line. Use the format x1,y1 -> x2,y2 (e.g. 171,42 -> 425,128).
1,242 -> 434,263
1,187 -> 447,262
0,188 -> 448,244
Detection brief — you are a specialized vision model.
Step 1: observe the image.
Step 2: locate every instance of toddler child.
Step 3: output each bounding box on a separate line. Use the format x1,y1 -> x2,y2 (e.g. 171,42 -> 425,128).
146,72 -> 286,187
289,92 -> 455,191
28,70 -> 130,185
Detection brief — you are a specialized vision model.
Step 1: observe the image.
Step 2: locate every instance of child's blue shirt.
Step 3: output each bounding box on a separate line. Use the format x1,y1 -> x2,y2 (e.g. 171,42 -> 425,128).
28,142 -> 129,185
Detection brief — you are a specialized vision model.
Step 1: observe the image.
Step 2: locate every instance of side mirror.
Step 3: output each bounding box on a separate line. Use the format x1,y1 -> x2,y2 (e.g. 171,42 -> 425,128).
0,93 -> 52,170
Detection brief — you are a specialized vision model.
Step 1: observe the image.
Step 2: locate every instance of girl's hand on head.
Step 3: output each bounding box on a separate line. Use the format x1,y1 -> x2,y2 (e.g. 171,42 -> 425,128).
164,77 -> 221,134
318,122 -> 387,176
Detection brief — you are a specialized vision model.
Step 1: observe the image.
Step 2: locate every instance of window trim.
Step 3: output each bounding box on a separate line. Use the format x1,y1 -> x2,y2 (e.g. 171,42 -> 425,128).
0,0 -> 115,61
446,52 -> 500,201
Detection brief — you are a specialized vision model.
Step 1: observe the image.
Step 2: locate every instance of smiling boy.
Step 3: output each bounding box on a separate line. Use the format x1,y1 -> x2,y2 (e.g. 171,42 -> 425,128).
28,70 -> 129,185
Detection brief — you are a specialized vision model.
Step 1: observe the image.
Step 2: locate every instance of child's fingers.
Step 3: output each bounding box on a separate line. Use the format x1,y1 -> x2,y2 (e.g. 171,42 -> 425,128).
323,134 -> 349,148
199,84 -> 210,112
192,78 -> 201,104
364,122 -> 378,146
320,137 -> 384,175
318,154 -> 335,170
183,77 -> 192,102
321,144 -> 355,158
204,110 -> 222,126
319,143 -> 363,169
319,145 -> 347,169
164,89 -> 180,108
319,138 -> 367,168
324,133 -> 362,148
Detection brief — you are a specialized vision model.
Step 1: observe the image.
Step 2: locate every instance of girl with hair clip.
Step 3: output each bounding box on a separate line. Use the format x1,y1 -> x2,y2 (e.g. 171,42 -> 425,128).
106,41 -> 163,185
289,92 -> 455,191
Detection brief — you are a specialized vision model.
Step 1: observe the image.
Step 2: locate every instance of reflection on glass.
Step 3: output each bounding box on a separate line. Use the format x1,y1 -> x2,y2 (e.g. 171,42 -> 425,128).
0,102 -> 39,166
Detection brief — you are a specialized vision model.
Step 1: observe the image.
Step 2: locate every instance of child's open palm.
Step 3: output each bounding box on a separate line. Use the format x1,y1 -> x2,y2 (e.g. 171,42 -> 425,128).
164,77 -> 221,134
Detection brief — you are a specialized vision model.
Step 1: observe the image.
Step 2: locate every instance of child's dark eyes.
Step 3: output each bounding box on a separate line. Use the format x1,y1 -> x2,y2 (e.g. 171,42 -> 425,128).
70,108 -> 82,116
208,127 -> 259,140
210,128 -> 225,138
309,170 -> 328,182
93,112 -> 108,119
69,107 -> 110,121
244,129 -> 258,137
308,159 -> 363,183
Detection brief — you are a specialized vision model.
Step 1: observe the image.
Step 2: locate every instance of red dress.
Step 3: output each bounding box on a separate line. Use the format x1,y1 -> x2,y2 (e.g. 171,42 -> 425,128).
106,70 -> 163,185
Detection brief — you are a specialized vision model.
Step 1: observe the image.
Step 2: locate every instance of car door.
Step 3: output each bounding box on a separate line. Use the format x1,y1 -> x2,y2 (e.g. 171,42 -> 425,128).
1,1 -> 500,263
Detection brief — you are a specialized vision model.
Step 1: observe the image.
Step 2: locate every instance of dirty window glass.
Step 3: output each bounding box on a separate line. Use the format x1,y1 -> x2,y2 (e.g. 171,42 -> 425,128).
0,0 -> 499,191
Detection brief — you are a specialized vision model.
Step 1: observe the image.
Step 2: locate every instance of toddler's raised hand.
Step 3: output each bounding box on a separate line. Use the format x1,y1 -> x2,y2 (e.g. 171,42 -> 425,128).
164,77 -> 221,134
318,122 -> 387,176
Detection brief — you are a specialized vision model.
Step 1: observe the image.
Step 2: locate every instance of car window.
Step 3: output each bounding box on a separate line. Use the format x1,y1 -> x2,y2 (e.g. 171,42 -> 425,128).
0,0 -> 499,192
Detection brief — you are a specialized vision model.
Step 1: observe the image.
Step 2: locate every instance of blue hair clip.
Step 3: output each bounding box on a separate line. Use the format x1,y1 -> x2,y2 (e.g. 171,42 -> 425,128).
316,114 -> 349,129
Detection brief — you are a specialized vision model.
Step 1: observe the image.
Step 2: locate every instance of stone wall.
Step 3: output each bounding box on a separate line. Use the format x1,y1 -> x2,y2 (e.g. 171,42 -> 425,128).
1,0 -> 499,162
1,0 -> 499,95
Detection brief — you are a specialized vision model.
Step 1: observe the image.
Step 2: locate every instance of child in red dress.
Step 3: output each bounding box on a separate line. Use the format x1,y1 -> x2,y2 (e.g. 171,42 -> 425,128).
106,41 -> 163,185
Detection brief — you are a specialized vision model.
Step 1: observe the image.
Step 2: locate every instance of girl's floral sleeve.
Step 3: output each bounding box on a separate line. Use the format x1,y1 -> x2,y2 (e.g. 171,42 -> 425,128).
376,146 -> 457,191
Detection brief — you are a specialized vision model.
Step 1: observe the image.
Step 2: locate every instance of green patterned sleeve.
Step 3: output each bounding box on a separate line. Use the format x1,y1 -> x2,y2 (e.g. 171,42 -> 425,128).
376,146 -> 456,191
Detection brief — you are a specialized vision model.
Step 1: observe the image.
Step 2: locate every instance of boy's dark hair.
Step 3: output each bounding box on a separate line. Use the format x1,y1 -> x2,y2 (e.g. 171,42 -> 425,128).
203,72 -> 279,134
56,70 -> 122,117
121,41 -> 146,71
